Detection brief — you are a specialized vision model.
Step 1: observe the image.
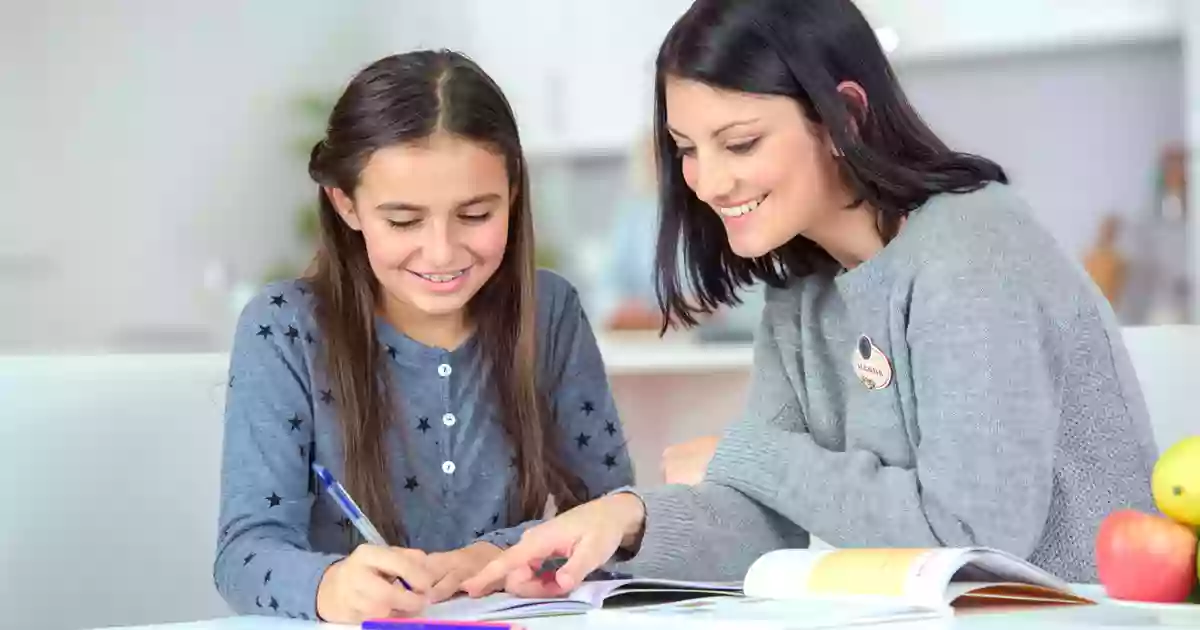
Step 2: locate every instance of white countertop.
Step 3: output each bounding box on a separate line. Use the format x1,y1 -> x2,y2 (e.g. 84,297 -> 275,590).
86,596 -> 1199,630
595,332 -> 754,375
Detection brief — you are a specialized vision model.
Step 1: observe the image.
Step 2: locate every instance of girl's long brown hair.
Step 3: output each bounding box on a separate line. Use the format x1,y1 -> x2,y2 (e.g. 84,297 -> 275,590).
305,50 -> 586,545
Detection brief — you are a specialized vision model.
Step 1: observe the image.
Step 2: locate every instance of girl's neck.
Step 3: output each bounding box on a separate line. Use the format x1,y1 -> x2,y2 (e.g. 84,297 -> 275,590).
803,203 -> 886,270
381,297 -> 473,351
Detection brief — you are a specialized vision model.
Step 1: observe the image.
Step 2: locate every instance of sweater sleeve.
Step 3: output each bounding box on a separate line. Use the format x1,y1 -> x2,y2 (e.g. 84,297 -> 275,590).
611,309 -> 810,580
705,263 -> 1059,558
477,282 -> 634,550
213,288 -> 343,619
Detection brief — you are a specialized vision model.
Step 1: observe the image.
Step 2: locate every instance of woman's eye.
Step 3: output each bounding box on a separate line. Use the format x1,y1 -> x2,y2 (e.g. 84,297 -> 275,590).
387,219 -> 419,229
461,212 -> 492,223
727,138 -> 760,155
674,145 -> 696,158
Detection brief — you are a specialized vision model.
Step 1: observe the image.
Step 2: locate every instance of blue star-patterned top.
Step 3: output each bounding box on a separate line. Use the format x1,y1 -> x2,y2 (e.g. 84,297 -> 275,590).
213,269 -> 633,619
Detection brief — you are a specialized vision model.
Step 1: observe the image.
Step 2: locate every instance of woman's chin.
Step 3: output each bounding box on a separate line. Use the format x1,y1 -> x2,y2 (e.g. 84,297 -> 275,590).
727,235 -> 778,259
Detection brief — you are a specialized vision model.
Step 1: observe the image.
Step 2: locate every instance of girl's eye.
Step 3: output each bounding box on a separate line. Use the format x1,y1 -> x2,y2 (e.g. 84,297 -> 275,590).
727,138 -> 760,154
674,145 -> 696,158
461,212 -> 492,223
387,219 -> 419,229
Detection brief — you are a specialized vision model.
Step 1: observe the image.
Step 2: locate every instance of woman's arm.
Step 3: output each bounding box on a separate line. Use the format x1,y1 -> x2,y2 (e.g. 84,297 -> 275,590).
705,265 -> 1059,557
214,287 -> 342,619
475,279 -> 634,550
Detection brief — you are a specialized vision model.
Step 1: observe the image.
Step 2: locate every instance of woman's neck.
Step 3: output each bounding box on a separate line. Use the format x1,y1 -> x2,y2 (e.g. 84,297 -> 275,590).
803,203 -> 886,270
381,297 -> 472,350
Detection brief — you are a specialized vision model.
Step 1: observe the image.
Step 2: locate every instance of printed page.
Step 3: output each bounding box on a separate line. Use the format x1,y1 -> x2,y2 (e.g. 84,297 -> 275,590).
422,592 -> 589,621
743,547 -> 973,608
743,547 -> 1089,609
589,594 -> 946,629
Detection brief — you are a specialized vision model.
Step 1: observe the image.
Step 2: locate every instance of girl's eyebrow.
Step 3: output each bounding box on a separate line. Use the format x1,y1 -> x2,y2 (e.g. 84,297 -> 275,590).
376,193 -> 502,212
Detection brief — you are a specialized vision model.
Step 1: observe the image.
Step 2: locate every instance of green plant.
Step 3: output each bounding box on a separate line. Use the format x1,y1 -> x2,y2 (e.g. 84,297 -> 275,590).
262,91 -> 335,284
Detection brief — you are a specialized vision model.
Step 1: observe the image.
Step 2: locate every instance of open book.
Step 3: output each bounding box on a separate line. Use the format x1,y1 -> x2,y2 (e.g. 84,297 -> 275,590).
590,547 -> 1096,628
421,547 -> 1093,624
422,577 -> 742,621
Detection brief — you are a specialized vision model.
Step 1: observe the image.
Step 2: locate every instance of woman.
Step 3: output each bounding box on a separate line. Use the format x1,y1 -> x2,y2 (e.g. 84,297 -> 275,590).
464,0 -> 1158,595
213,50 -> 632,623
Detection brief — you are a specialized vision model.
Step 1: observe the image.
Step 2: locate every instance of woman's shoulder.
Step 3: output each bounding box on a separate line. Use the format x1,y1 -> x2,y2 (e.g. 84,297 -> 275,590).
899,182 -> 1071,278
900,184 -> 1110,319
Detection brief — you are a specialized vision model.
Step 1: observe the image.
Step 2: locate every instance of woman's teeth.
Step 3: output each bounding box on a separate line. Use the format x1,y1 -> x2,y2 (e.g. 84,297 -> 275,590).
415,270 -> 466,283
718,196 -> 764,218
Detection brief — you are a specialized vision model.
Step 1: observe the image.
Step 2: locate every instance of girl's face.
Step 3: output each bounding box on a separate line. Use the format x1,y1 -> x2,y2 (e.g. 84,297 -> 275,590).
330,132 -> 511,322
664,76 -> 849,258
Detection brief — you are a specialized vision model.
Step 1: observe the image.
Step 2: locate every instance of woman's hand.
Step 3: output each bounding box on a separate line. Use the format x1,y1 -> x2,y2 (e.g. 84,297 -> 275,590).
315,545 -> 435,623
425,541 -> 504,603
460,493 -> 647,599
661,435 -> 721,485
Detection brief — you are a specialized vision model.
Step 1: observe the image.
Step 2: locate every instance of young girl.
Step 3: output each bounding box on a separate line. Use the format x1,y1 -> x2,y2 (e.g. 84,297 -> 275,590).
465,0 -> 1159,596
213,50 -> 633,623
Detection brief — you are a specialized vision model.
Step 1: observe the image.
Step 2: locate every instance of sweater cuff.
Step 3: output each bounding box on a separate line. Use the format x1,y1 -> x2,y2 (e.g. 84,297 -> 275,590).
705,417 -> 789,501
277,551 -> 344,621
608,485 -> 700,578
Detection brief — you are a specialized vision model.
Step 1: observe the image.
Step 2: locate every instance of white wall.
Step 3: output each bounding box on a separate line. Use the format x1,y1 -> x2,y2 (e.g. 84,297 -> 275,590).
857,0 -> 1179,63
0,1 -> 462,355
1183,2 -> 1200,321
897,40 -> 1185,268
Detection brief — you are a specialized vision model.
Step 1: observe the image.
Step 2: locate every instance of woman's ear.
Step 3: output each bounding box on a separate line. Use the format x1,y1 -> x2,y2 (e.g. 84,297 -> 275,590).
829,81 -> 869,157
325,186 -> 362,231
836,81 -> 869,124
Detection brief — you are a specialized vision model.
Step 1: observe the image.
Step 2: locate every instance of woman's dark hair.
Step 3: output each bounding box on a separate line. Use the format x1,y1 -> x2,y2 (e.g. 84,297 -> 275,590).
653,0 -> 1008,327
305,50 -> 586,545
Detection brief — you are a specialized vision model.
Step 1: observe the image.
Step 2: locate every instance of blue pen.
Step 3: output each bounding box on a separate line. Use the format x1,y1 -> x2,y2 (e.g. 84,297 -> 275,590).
312,462 -> 411,590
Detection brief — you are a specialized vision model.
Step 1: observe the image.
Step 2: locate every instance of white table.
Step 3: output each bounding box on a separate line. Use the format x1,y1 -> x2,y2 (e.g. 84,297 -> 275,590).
90,591 -> 1199,630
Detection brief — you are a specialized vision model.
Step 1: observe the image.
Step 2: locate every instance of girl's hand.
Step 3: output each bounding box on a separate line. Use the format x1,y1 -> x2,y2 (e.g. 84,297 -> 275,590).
425,541 -> 504,603
315,545 -> 435,623
661,435 -> 721,485
461,493 -> 646,599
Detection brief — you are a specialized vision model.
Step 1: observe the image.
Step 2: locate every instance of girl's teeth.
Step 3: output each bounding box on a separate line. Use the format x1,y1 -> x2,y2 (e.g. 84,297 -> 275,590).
419,271 -> 464,283
719,197 -> 763,217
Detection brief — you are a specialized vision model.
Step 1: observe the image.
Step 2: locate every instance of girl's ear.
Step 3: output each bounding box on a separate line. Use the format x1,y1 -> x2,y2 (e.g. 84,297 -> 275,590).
325,186 -> 362,231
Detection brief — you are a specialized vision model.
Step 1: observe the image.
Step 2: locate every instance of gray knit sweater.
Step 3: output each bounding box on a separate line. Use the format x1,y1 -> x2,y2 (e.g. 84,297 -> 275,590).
619,183 -> 1159,583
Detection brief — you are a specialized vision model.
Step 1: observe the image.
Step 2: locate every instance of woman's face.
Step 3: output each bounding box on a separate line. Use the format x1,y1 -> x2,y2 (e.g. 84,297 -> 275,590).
664,76 -> 848,258
329,132 -> 512,321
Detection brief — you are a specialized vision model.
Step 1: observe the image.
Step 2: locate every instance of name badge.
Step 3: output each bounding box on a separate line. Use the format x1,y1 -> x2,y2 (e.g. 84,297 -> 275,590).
853,334 -> 893,390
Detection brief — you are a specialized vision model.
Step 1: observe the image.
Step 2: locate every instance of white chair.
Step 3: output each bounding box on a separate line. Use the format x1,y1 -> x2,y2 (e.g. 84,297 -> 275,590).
1119,325 -> 1196,452
0,325 -> 1193,630
0,354 -> 233,630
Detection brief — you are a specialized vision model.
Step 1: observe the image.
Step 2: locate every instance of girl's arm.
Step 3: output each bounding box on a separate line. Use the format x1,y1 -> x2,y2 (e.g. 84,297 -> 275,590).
213,286 -> 341,619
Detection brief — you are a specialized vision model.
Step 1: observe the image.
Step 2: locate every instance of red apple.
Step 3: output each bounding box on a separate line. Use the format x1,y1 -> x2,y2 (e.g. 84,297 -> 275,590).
1095,509 -> 1198,603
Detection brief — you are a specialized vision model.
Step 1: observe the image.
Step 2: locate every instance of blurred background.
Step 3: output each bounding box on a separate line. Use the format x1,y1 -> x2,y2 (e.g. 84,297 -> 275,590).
1,0 -> 1198,353
4,5 -> 1199,627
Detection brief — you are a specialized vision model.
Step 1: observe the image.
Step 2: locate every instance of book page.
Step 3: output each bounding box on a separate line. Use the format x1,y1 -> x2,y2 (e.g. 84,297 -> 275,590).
422,592 -> 589,621
589,594 -> 946,629
744,548 -> 969,608
742,547 -> 1090,610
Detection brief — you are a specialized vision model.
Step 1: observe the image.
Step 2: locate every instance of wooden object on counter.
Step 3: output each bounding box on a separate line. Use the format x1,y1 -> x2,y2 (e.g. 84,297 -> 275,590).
1082,214 -> 1127,307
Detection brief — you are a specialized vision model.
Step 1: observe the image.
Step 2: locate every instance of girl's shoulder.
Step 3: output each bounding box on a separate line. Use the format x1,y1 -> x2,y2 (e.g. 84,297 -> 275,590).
533,268 -> 587,328
233,278 -> 320,345
236,278 -> 318,321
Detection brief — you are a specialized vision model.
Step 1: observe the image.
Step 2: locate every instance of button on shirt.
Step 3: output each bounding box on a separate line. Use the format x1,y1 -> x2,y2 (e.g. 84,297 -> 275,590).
214,270 -> 634,620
